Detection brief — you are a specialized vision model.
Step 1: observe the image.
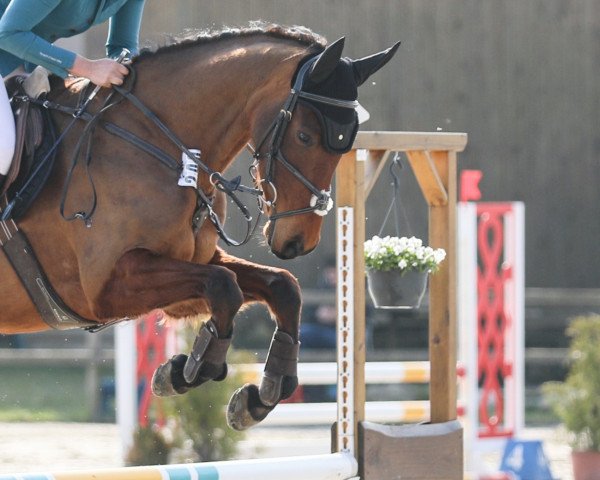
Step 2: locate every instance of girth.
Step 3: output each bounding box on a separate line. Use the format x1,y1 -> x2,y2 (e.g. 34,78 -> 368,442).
0,225 -> 102,331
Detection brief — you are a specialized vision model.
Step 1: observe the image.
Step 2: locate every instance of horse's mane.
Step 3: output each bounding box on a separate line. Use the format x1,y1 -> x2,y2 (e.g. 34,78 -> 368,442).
135,22 -> 327,61
50,23 -> 325,97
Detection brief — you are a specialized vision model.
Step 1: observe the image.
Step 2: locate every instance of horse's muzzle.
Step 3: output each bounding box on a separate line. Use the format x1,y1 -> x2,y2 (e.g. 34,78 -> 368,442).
276,236 -> 305,259
266,221 -> 316,259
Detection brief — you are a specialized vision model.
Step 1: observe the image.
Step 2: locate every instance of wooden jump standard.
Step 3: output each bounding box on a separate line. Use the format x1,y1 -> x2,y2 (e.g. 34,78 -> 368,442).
336,130 -> 467,479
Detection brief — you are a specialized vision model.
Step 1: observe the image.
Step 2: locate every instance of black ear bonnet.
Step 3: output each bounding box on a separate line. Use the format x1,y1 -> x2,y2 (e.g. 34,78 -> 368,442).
290,39 -> 400,154
292,57 -> 359,154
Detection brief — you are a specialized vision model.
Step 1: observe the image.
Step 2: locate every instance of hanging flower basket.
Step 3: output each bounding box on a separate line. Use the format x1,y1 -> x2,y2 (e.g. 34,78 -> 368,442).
366,268 -> 428,309
364,235 -> 446,309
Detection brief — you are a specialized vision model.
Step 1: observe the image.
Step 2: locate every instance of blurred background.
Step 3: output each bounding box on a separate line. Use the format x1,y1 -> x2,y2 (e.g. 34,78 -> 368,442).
1,0 -> 598,433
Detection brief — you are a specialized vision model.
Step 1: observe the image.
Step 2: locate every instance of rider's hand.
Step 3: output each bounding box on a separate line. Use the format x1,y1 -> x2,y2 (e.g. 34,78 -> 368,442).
69,55 -> 129,88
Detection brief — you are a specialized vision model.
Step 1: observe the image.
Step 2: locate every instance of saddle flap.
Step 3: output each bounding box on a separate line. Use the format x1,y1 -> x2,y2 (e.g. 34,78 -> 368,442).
1,76 -> 57,217
1,99 -> 28,197
25,106 -> 44,156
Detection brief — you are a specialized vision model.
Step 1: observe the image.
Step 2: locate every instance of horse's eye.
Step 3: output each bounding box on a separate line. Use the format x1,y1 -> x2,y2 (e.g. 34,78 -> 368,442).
297,131 -> 313,146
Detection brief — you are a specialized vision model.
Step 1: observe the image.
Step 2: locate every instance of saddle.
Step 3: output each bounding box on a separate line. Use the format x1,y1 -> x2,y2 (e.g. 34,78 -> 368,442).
1,76 -> 57,220
0,77 -> 103,332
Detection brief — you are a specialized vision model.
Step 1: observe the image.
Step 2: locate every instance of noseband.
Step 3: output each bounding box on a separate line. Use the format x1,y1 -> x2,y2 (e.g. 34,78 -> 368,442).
249,57 -> 359,221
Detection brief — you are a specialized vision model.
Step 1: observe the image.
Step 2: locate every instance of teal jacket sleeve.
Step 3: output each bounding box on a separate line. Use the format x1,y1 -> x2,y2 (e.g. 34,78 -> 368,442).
106,0 -> 145,58
0,0 -> 76,78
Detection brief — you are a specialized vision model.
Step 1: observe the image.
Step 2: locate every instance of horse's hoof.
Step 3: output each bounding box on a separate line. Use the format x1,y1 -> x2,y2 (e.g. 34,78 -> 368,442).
151,354 -> 189,396
151,361 -> 180,396
227,383 -> 274,431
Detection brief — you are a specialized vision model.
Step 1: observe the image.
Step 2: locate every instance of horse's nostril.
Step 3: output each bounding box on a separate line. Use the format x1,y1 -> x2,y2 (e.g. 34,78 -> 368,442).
276,238 -> 304,260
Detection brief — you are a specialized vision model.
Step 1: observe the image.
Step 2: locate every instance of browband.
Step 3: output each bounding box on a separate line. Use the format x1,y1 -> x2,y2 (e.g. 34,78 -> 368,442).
296,90 -> 359,109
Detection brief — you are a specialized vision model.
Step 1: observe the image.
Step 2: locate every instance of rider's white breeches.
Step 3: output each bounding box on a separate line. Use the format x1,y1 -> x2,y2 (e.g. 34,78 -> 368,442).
0,74 -> 15,175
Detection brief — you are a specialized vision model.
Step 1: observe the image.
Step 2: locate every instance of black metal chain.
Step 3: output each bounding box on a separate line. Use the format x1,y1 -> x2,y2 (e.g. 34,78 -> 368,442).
377,153 -> 412,238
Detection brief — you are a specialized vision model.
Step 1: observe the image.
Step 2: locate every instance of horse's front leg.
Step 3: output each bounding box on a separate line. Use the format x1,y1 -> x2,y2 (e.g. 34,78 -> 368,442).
209,248 -> 302,430
94,248 -> 243,396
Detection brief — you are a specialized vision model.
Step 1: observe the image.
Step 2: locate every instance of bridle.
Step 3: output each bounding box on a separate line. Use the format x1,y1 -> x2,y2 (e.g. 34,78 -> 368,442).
7,54 -> 359,247
248,57 -> 359,221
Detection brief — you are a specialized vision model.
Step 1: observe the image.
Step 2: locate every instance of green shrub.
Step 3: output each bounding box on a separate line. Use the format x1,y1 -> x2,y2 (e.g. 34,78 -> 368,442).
163,350 -> 250,462
126,425 -> 172,466
126,324 -> 254,464
543,314 -> 600,451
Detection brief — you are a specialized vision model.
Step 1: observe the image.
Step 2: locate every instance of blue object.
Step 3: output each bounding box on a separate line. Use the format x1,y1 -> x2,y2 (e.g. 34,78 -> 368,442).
0,0 -> 145,77
499,439 -> 557,480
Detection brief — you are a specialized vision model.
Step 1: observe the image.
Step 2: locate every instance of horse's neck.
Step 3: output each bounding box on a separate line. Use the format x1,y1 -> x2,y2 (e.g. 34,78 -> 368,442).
134,40 -> 304,174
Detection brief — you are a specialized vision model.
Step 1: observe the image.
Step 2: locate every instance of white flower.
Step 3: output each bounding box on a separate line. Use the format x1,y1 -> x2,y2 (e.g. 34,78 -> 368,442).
434,249 -> 446,263
364,235 -> 446,273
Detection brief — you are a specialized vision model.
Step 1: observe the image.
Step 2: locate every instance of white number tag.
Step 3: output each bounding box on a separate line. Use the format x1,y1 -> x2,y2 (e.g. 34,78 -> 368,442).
178,149 -> 201,187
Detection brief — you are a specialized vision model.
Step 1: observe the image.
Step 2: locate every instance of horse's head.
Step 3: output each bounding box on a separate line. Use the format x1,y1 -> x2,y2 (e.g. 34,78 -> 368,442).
251,37 -> 399,259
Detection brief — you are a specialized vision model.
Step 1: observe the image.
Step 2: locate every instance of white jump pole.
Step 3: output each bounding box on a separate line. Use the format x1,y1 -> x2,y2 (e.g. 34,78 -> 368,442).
505,202 -> 525,438
114,321 -> 137,458
457,202 -> 479,471
263,400 -> 430,426
0,453 -> 358,480
234,361 -> 431,385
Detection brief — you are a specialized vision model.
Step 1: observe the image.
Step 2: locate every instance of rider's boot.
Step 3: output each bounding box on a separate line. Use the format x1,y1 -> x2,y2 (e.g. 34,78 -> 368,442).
0,174 -> 5,192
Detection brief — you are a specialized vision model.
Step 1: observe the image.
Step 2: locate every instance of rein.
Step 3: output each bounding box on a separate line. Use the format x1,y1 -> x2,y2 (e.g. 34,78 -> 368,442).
110,80 -> 263,246
22,69 -> 263,246
6,54 -> 358,243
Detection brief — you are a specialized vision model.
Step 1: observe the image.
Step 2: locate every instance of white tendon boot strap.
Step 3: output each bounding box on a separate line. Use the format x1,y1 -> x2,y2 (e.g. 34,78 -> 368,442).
0,76 -> 15,175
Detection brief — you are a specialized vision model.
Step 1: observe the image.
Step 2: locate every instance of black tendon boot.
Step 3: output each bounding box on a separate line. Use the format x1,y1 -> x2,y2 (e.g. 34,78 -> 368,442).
0,174 -> 5,192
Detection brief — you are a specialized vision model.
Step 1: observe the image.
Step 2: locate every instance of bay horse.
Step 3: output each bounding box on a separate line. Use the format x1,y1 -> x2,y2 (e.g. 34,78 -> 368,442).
0,24 -> 398,430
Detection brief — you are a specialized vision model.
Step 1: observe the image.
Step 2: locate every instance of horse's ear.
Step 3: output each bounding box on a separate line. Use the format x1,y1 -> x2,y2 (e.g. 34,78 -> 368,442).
308,37 -> 346,84
352,41 -> 401,86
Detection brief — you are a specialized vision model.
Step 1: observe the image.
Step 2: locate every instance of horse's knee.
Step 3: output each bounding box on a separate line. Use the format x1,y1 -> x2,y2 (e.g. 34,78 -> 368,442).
269,270 -> 301,308
267,270 -> 302,339
206,266 -> 244,318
